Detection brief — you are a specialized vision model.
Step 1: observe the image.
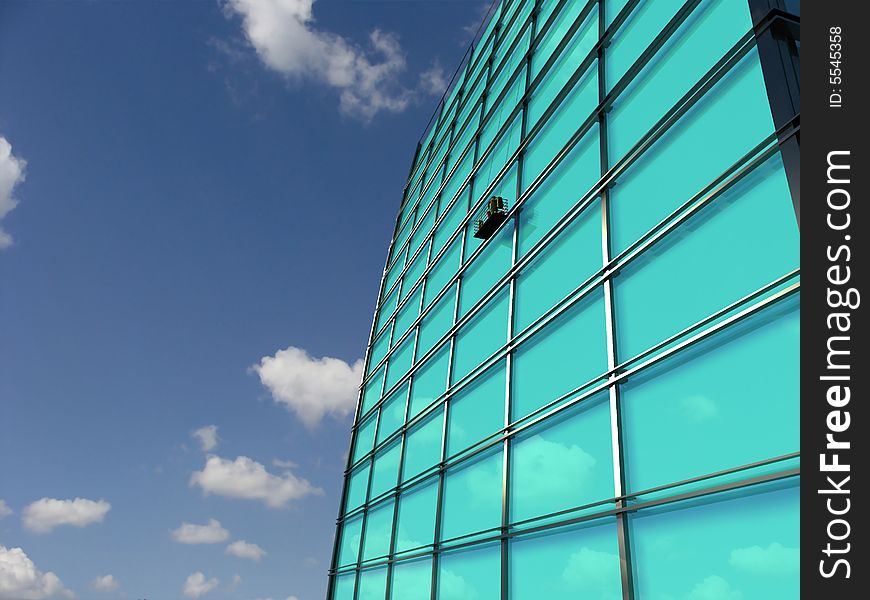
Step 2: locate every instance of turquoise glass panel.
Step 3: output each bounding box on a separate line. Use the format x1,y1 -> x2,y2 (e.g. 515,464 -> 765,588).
369,441 -> 401,499
610,50 -> 776,255
606,0 -> 683,87
361,367 -> 385,416
425,237 -> 460,307
458,72 -> 486,134
514,198 -> 601,331
510,518 -> 622,599
452,288 -> 509,383
441,447 -> 503,542
408,345 -> 450,420
368,327 -> 391,376
333,572 -> 355,600
403,406 -> 443,482
353,415 -> 377,463
391,219 -> 413,266
383,252 -> 405,306
512,287 -> 607,421
447,360 -> 506,457
511,392 -> 613,523
606,0 -> 631,27
518,124 -> 600,256
338,515 -> 363,567
386,331 -> 415,390
622,300 -> 799,492
376,284 -> 399,335
437,543 -> 501,600
444,130 -> 475,201
394,286 -> 421,342
410,202 -> 436,260
377,382 -> 408,445
395,478 -> 439,553
362,498 -> 395,561
391,558 -> 433,600
345,462 -> 371,513
484,66 -> 524,152
402,248 -> 428,303
358,566 -> 388,600
459,224 -> 513,317
418,287 -> 455,359
613,155 -> 799,361
608,0 -> 754,163
472,117 -> 520,208
433,191 -> 468,257
630,485 -> 800,600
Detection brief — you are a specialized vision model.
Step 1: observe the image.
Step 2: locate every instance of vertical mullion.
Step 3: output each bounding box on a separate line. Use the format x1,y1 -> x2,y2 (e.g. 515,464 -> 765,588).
597,1 -> 635,599
353,399 -> 385,600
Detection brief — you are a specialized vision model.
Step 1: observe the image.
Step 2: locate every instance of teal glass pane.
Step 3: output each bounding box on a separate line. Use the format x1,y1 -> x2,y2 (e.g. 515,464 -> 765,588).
518,124 -> 600,256
345,462 -> 371,513
410,215 -> 434,261
458,73 -> 486,135
368,327 -> 391,376
394,286 -> 421,341
514,198 -> 601,331
452,288 -> 509,383
622,299 -> 799,493
510,518 -> 622,600
377,382 -> 408,445
386,331 -> 415,390
447,360 -> 506,457
510,392 -> 613,524
376,284 -> 399,335
608,0 -> 754,163
362,498 -> 395,561
610,50 -> 776,255
433,192 -> 468,259
403,406 -> 443,482
606,0 -> 683,87
459,224 -> 513,317
390,220 -> 413,266
483,67 -> 524,152
425,237 -> 460,308
338,515 -> 363,567
358,566 -> 388,600
446,121 -> 476,188
369,441 -> 401,499
408,345 -> 450,420
353,415 -> 377,463
440,447 -> 503,542
606,0 -> 630,27
512,287 -> 607,421
531,5 -> 598,112
630,485 -> 799,600
494,0 -> 531,69
472,118 -> 520,209
402,249 -> 429,304
391,557 -> 433,600
613,155 -> 799,361
437,543 -> 500,600
418,286 -> 455,359
525,64 -> 597,184
395,477 -> 438,553
333,572 -> 355,600
361,367 -> 385,416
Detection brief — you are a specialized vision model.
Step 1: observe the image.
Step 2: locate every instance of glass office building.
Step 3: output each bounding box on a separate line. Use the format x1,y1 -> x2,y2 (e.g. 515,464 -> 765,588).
330,0 -> 800,598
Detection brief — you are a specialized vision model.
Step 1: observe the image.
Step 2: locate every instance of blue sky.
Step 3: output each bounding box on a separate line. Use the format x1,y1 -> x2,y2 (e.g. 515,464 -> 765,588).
0,1 -> 487,598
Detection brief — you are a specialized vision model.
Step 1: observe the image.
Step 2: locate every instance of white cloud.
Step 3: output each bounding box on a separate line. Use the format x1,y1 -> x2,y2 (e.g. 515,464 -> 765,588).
226,540 -> 267,561
729,542 -> 799,575
183,572 -> 219,599
190,455 -> 323,508
0,545 -> 73,600
91,575 -> 119,592
0,136 -> 26,250
222,0 -> 443,121
22,498 -> 111,534
251,346 -> 363,428
171,519 -> 230,544
0,500 -> 11,519
192,425 -> 220,451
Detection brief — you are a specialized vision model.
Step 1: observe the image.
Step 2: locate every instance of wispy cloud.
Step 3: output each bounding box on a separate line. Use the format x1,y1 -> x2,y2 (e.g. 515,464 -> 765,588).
171,519 -> 230,544
91,574 -> 120,593
22,497 -> 111,534
221,0 -> 445,121
0,545 -> 73,600
0,135 -> 27,250
192,425 -> 220,452
0,499 -> 11,519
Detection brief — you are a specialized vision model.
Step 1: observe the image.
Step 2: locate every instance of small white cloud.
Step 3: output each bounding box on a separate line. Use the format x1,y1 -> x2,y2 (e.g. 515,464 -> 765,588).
0,135 -> 27,250
0,499 -> 12,519
272,458 -> 298,469
729,542 -> 799,575
226,540 -> 267,561
680,395 -> 720,423
171,519 -> 230,544
91,575 -> 119,592
287,596 -> 299,600
192,425 -> 220,451
0,545 -> 74,600
251,346 -> 363,428
183,572 -> 219,599
222,0 -> 443,121
685,575 -> 742,600
22,498 -> 111,534
190,455 -> 323,508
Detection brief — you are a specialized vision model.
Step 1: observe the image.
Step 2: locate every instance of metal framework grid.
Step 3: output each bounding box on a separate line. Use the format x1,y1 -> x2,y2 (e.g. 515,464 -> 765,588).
328,0 -> 801,598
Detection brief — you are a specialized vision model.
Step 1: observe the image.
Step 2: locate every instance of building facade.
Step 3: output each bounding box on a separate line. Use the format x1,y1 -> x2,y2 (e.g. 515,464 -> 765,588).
330,0 -> 800,598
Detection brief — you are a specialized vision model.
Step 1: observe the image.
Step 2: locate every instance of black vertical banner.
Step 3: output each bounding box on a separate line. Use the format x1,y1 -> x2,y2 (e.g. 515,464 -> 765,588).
803,0 -> 867,597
